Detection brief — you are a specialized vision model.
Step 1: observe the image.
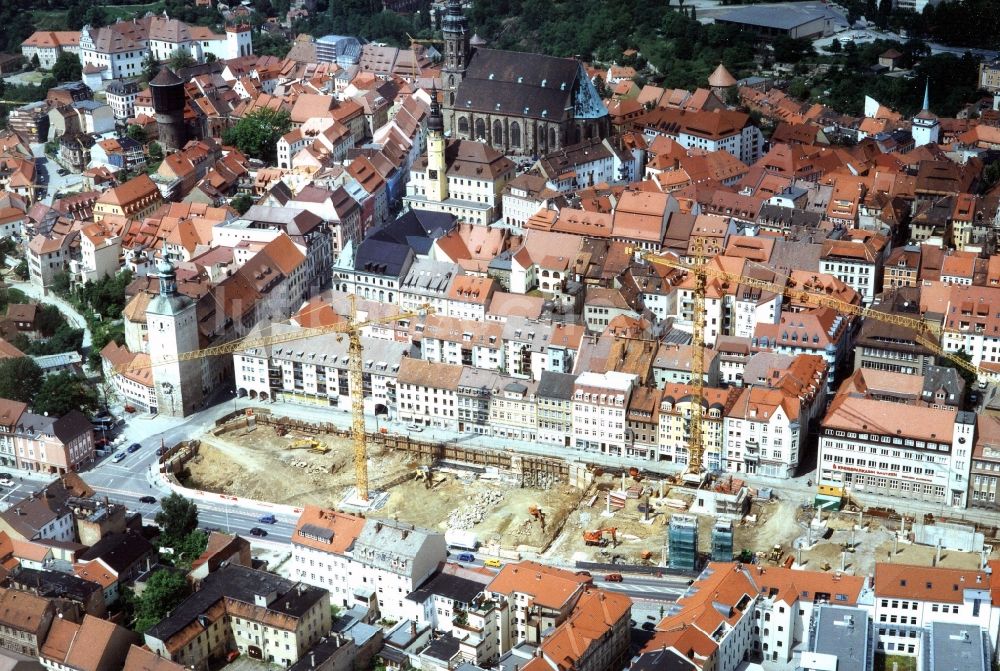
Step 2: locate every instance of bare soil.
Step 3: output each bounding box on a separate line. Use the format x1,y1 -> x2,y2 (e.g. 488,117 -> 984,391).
184,428 -> 1000,569
381,475 -> 584,550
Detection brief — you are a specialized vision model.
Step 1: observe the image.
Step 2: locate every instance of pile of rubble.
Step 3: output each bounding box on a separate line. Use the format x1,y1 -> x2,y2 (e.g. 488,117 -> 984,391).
447,489 -> 507,529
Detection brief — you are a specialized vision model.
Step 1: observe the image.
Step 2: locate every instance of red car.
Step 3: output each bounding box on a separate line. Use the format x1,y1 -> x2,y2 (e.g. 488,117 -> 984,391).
604,573 -> 623,582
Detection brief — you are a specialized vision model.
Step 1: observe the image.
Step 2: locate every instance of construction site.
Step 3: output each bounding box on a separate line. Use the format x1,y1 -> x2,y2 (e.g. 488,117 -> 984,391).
175,412 -> 999,575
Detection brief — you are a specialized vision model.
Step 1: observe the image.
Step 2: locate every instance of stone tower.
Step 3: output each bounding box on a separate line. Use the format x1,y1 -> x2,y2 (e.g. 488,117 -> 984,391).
441,0 -> 470,107
150,67 -> 188,152
912,79 -> 940,148
146,259 -> 202,417
425,88 -> 449,203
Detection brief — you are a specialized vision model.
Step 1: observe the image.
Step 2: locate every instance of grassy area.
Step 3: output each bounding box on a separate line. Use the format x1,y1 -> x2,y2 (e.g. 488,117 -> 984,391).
100,1 -> 165,20
32,2 -> 164,28
874,654 -> 918,671
30,10 -> 69,30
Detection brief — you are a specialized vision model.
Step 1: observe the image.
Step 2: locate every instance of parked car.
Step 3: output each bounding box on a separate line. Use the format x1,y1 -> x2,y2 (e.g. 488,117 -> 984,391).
406,424 -> 423,432
139,495 -> 156,504
113,452 -> 127,463
604,573 -> 623,582
226,651 -> 240,663
484,558 -> 502,568
155,446 -> 168,456
458,552 -> 475,562
641,622 -> 656,631
258,513 -> 276,524
0,474 -> 12,486
127,442 -> 142,453
249,527 -> 267,537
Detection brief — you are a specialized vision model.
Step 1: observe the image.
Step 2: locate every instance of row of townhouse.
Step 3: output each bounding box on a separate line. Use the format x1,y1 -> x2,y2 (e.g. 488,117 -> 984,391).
233,306 -> 829,476
0,399 -> 95,475
634,561 -> 1000,671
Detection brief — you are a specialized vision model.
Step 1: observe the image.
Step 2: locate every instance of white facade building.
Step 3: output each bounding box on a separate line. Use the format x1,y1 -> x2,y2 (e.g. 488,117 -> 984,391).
571,371 -> 637,455
816,395 -> 976,508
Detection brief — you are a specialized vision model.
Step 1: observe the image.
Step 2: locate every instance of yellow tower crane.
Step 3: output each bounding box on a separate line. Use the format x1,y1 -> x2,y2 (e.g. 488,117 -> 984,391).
120,297 -> 433,503
641,252 -> 989,399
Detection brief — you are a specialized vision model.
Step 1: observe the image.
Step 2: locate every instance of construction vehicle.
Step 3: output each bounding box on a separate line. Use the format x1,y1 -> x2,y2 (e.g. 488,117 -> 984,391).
120,293 -> 434,503
636,249 -> 992,479
583,527 -> 618,547
640,550 -> 654,562
528,504 -> 546,530
288,438 -> 329,454
628,466 -> 643,482
415,465 -> 433,488
768,544 -> 784,563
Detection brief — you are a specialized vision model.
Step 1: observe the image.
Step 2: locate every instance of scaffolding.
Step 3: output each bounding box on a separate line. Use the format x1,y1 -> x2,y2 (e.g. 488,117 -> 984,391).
668,514 -> 699,571
711,519 -> 734,562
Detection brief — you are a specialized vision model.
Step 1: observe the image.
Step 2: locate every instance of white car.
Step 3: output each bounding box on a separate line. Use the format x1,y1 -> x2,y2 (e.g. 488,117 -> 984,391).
406,424 -> 424,432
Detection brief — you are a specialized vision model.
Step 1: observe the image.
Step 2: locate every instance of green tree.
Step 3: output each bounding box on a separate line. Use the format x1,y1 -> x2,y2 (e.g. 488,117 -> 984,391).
52,53 -> 82,82
133,570 -> 191,632
14,260 -> 28,280
222,107 -> 291,163
168,49 -> 196,71
155,493 -> 200,544
141,53 -> 160,83
982,161 -> 1000,193
0,358 -> 44,404
205,52 -> 217,63
171,530 -> 209,566
51,271 -> 72,297
33,372 -> 99,416
231,193 -> 255,214
148,141 -> 164,162
127,125 -> 148,144
30,54 -> 40,70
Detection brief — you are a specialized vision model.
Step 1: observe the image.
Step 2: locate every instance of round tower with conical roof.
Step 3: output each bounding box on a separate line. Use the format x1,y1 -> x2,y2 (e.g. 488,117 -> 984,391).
708,63 -> 737,101
150,66 -> 188,152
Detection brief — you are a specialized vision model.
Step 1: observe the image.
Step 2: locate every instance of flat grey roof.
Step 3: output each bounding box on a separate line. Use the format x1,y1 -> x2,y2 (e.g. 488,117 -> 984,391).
716,4 -> 828,29
929,622 -> 989,671
810,606 -> 871,671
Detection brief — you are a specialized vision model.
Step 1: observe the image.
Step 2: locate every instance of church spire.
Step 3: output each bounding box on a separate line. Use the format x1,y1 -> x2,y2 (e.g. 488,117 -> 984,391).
922,78 -> 930,112
428,84 -> 443,134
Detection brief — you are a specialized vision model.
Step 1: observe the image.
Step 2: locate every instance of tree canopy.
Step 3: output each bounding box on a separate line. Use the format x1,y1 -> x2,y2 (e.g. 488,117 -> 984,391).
222,108 -> 291,164
231,193 -> 255,215
0,358 -> 44,405
155,493 -> 201,545
133,570 -> 191,633
168,49 -> 196,71
33,371 -> 98,417
51,52 -> 82,82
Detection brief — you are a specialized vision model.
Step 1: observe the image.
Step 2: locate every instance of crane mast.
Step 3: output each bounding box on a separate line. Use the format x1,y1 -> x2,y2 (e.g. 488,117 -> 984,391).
120,294 -> 433,504
687,238 -> 707,476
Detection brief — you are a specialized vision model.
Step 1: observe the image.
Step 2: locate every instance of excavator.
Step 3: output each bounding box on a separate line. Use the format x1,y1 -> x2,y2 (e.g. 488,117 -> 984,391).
288,438 -> 329,454
583,527 -> 618,547
529,504 -> 546,530
415,465 -> 434,489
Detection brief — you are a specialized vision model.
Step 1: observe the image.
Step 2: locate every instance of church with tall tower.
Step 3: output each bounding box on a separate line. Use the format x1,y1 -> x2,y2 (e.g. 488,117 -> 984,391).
912,80 -> 940,147
146,259 -> 204,417
439,0 -> 609,156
